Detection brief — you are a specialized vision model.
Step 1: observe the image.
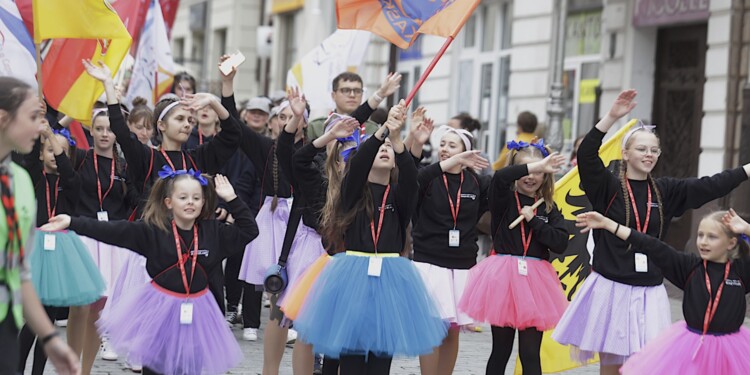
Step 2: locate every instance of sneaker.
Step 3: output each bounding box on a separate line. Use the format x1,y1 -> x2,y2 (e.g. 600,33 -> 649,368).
286,328 -> 298,344
313,353 -> 323,374
243,327 -> 258,341
226,311 -> 238,327
54,319 -> 68,327
99,340 -> 118,361
125,361 -> 143,373
263,294 -> 271,308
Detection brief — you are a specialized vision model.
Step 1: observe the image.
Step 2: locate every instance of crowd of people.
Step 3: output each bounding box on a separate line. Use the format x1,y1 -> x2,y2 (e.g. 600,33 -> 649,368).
1,57 -> 750,375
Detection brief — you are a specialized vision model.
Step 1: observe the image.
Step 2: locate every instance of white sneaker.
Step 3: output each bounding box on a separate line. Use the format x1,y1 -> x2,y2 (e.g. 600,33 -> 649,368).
54,319 -> 68,327
263,294 -> 271,308
243,327 -> 258,341
125,361 -> 143,373
287,328 -> 298,344
99,340 -> 118,361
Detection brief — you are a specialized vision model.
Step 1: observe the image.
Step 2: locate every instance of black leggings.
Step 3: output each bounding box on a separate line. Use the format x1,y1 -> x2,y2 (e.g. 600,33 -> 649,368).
322,355 -> 340,375
339,352 -> 392,375
18,305 -> 57,375
486,326 -> 543,375
142,366 -> 161,375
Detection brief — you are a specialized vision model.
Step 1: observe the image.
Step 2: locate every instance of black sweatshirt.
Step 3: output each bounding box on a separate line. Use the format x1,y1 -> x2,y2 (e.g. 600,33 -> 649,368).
628,231 -> 750,333
221,94 -> 293,200
489,165 -> 568,260
412,163 -> 490,269
578,128 -> 748,286
69,198 -> 258,294
342,135 -> 417,254
73,148 -> 135,221
108,104 -> 241,206
18,139 -> 81,224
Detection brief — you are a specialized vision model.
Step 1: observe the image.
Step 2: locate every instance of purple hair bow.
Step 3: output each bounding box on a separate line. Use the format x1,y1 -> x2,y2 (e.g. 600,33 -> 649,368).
157,165 -> 208,186
52,128 -> 77,147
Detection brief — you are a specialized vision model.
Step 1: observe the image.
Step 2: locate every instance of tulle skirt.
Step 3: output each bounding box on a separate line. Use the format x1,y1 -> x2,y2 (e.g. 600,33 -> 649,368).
551,272 -> 671,365
97,282 -> 242,375
294,252 -> 447,358
280,254 -> 331,321
621,322 -> 750,375
101,251 -> 150,320
238,197 -> 290,285
458,255 -> 567,330
277,223 -> 326,304
414,261 -> 473,326
29,229 -> 106,306
79,235 -> 130,298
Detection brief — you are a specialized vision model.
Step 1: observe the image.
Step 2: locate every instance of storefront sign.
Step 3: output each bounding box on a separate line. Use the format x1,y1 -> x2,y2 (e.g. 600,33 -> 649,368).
633,0 -> 710,27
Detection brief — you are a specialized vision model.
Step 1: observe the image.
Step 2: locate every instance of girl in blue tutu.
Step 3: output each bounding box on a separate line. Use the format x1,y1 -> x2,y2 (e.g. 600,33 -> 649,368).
40,170 -> 258,375
576,209 -> 750,375
294,101 -> 447,374
15,118 -> 105,375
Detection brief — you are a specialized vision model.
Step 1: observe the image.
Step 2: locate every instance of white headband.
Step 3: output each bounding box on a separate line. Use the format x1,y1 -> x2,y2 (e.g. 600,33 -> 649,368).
278,100 -> 309,124
157,101 -> 182,122
622,122 -> 656,149
439,125 -> 473,152
91,108 -> 108,124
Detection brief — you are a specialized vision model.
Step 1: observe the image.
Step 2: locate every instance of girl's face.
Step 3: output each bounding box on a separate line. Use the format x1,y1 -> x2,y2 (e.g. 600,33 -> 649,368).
196,105 -> 218,128
268,115 -> 282,139
175,78 -> 194,97
439,132 -> 466,161
514,153 -> 544,197
372,138 -> 395,170
622,132 -> 660,176
164,178 -> 205,224
92,115 -> 114,152
696,219 -> 736,263
128,117 -> 153,145
158,106 -> 193,145
0,93 -> 45,154
40,134 -> 70,172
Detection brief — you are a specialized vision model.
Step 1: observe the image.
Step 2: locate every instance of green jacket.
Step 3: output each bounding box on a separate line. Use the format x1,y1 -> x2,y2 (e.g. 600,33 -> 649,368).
0,162 -> 35,328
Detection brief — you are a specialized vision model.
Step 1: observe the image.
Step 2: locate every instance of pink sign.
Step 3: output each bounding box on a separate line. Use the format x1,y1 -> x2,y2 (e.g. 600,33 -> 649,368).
633,0 -> 710,27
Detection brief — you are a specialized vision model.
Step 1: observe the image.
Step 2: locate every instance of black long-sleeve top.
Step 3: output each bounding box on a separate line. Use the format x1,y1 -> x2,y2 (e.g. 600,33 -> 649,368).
72,148 -> 135,221
412,163 -> 490,269
20,140 -> 81,224
628,231 -> 750,333
69,198 -> 258,294
489,165 -> 568,260
341,135 -> 417,254
578,128 -> 748,286
108,103 -> 241,206
221,94 -> 292,201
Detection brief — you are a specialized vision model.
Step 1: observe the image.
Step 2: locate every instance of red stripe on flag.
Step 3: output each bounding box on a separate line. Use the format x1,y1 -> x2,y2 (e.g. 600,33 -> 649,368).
68,121 -> 89,150
41,39 -> 96,109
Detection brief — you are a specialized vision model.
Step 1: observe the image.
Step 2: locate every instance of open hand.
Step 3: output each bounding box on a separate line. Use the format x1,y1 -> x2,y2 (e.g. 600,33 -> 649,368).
575,211 -> 610,234
287,87 -> 307,117
377,72 -> 402,98
40,215 -> 72,232
218,54 -> 238,82
214,174 -> 237,202
723,209 -> 750,236
608,89 -> 637,119
82,59 -> 112,82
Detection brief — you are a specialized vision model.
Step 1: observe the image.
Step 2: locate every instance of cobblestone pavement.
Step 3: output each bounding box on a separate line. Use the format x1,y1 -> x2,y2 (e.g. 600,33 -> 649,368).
25,295 -> 748,374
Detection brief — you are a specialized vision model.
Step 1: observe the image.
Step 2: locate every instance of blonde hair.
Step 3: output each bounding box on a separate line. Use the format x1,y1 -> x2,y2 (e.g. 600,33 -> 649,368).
619,131 -> 664,238
703,211 -> 750,260
507,141 -> 555,213
142,174 -> 218,232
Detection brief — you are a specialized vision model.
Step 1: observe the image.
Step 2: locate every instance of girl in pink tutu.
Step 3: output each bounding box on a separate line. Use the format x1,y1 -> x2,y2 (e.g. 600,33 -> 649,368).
576,209 -> 750,375
40,171 -> 258,375
458,140 -> 568,374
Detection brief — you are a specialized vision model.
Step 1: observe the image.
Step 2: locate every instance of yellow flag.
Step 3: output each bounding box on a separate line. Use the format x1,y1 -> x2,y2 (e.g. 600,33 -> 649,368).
514,120 -> 637,374
32,0 -> 129,42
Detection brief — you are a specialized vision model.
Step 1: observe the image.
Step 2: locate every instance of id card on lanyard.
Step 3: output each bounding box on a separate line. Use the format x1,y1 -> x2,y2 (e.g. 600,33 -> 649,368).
626,181 -> 652,273
515,192 -> 536,276
443,172 -> 463,248
93,153 -> 115,221
172,220 -> 198,325
368,185 -> 390,277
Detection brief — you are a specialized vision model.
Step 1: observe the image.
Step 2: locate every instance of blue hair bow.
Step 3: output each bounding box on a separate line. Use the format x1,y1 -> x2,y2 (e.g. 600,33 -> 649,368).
507,140 -> 529,151
52,128 -> 77,147
337,126 -> 370,163
531,138 -> 550,157
157,165 -> 208,186
507,139 -> 550,157
741,234 -> 750,245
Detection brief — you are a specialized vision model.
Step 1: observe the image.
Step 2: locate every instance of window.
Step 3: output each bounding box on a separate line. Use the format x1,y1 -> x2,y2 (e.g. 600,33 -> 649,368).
173,38 -> 185,64
481,5 -> 497,52
457,61 -> 473,113
215,28 -> 227,57
463,14 -> 477,48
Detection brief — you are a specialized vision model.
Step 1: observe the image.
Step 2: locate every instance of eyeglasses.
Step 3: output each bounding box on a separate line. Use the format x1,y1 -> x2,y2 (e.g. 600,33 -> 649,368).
632,146 -> 662,156
336,87 -> 364,96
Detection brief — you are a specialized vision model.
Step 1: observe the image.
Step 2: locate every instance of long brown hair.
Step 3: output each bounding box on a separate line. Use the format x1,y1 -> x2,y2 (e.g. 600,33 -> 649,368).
619,131 -> 664,238
142,173 -> 218,232
507,142 -> 555,213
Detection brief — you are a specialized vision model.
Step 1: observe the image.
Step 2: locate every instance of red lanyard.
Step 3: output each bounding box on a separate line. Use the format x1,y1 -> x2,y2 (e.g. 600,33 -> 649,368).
93,153 -> 115,210
172,220 -> 198,297
442,172 -> 463,229
42,171 -> 60,218
198,129 -> 204,145
701,260 -> 730,336
515,191 -> 537,257
370,185 -> 391,253
160,148 -> 187,170
625,180 -> 652,233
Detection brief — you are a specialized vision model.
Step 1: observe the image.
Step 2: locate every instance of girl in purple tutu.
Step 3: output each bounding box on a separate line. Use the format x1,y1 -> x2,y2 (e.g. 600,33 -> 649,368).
458,140 -> 568,374
551,90 -> 750,375
40,171 -> 258,375
575,209 -> 750,375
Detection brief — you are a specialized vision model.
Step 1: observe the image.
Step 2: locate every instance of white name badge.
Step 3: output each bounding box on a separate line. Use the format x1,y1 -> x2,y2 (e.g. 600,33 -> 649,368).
517,258 -> 528,276
368,257 -> 383,277
448,229 -> 460,247
635,253 -> 648,273
180,302 -> 193,325
43,234 -> 56,251
97,211 -> 109,222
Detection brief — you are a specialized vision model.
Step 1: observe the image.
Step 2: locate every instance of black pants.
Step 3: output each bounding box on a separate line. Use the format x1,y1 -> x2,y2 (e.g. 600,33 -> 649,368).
242,284 -> 263,329
339,352 -> 392,375
0,315 -> 20,375
224,251 -> 243,312
18,305 -> 57,375
142,366 -> 161,375
322,356 -> 340,375
486,326 -> 543,375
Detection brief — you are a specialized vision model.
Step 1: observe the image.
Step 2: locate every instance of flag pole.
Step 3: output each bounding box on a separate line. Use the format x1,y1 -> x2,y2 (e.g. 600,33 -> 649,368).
404,36 -> 454,107
35,42 -> 43,100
